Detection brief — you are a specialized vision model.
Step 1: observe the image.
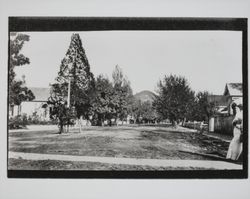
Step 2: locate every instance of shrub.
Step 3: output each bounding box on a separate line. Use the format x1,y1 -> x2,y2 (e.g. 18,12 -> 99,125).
9,114 -> 28,129
27,116 -> 58,125
9,113 -> 58,129
27,111 -> 58,125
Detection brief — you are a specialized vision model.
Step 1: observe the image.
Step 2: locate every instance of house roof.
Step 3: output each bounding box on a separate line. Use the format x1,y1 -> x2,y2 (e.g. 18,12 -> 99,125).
224,83 -> 242,96
29,87 -> 50,102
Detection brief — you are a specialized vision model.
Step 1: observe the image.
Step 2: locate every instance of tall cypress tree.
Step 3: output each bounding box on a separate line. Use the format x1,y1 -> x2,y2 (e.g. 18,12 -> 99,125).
50,33 -> 95,130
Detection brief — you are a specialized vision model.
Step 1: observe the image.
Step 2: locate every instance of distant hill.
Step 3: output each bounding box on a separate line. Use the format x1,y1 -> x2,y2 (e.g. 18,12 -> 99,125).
133,90 -> 157,103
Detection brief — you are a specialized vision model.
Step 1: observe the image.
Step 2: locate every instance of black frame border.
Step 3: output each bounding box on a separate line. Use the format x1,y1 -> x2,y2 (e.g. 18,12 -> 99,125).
8,17 -> 248,179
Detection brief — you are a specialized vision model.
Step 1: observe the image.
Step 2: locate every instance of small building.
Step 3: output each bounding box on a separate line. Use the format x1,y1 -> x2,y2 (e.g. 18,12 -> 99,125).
10,87 -> 51,121
207,95 -> 229,115
208,83 -> 242,135
223,83 -> 243,115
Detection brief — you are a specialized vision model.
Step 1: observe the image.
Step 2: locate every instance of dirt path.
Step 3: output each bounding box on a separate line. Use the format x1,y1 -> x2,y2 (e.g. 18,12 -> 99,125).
9,151 -> 242,170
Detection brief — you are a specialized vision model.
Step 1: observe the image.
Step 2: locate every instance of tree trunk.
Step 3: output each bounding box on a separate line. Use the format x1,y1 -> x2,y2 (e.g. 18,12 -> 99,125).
10,105 -> 14,116
59,119 -> 63,134
67,122 -> 69,133
182,118 -> 186,126
78,117 -> 82,133
172,120 -> 177,128
17,105 -> 20,116
86,119 -> 91,126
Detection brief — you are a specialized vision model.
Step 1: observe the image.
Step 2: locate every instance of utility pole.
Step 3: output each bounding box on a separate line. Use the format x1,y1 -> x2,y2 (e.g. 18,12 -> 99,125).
67,61 -> 74,108
66,76 -> 72,133
67,77 -> 71,108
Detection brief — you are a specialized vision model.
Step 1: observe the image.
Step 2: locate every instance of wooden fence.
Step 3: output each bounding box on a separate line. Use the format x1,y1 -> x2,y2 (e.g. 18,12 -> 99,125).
184,122 -> 208,131
214,115 -> 234,135
184,116 -> 234,135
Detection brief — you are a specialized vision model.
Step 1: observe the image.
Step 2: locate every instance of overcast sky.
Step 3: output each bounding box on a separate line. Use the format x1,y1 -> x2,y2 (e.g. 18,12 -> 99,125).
14,31 -> 242,95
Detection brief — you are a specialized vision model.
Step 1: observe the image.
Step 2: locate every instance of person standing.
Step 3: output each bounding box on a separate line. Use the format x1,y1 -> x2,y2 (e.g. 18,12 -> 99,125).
226,100 -> 243,160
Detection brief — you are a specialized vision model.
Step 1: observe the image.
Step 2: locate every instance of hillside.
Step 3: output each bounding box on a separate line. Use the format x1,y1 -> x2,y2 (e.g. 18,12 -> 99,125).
133,90 -> 156,103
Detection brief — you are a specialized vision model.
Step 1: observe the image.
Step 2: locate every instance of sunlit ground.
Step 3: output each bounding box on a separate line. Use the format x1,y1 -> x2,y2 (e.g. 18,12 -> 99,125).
8,125 -> 231,170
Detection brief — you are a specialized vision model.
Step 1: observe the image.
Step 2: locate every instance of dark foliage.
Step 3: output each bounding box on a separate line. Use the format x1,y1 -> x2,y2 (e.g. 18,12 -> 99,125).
9,33 -> 35,107
48,33 -> 95,131
153,74 -> 195,125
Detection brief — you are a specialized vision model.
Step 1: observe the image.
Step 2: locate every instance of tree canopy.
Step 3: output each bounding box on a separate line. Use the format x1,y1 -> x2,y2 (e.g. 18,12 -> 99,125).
50,33 -> 95,120
9,33 -> 35,108
91,75 -> 116,126
91,66 -> 134,126
153,74 -> 195,124
132,99 -> 158,123
112,65 -> 133,122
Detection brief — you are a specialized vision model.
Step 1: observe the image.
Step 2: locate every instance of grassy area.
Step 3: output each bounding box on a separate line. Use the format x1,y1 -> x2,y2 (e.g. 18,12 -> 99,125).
9,126 -> 229,161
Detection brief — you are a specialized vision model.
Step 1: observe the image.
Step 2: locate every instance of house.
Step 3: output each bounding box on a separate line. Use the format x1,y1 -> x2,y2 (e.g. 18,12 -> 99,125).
207,95 -> 229,116
208,83 -> 242,134
223,83 -> 243,115
10,87 -> 51,121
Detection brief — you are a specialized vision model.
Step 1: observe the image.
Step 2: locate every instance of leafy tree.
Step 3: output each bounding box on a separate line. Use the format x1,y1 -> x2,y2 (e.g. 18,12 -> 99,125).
9,33 -> 35,115
47,94 -> 75,134
153,74 -> 195,125
132,100 -> 158,124
189,91 -> 217,122
50,33 -> 95,131
91,75 -> 116,126
9,80 -> 35,106
9,33 -> 30,84
141,101 -> 158,123
91,67 -> 134,126
193,91 -> 209,121
112,65 -> 133,123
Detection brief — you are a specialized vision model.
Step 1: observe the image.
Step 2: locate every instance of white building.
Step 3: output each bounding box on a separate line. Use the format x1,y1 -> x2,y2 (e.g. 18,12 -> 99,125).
10,87 -> 51,121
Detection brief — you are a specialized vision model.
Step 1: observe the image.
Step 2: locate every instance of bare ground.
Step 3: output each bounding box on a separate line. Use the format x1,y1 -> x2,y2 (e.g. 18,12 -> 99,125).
8,158 -> 216,170
8,125 -> 233,170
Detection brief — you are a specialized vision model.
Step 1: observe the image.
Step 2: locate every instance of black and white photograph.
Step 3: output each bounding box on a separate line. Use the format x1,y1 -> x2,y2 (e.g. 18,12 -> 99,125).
6,17 -> 248,178
1,1 -> 250,199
